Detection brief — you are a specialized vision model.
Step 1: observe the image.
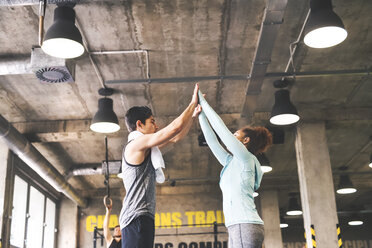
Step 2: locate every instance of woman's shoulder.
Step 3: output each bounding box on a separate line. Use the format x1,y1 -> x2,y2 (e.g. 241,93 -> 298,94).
234,149 -> 255,163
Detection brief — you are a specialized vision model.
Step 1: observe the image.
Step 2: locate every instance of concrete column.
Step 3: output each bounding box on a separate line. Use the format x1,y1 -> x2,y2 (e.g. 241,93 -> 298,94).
295,122 -> 339,248
260,190 -> 283,248
0,140 -> 10,246
57,196 -> 79,248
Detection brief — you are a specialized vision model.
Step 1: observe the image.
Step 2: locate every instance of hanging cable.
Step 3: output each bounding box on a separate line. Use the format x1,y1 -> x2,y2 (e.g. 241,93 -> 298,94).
285,9 -> 311,77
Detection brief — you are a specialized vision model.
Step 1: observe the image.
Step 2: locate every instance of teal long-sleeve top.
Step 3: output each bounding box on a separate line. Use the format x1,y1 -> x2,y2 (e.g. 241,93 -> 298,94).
198,91 -> 264,227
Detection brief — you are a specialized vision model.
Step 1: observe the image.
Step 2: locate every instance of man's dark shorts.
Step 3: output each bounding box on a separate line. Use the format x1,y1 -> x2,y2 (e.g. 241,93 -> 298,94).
121,215 -> 155,248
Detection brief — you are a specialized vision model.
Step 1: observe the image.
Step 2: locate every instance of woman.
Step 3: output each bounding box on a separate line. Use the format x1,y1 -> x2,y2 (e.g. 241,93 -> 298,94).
198,90 -> 272,248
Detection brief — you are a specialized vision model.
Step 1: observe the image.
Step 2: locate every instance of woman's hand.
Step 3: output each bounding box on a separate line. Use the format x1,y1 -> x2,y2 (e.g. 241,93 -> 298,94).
192,104 -> 202,118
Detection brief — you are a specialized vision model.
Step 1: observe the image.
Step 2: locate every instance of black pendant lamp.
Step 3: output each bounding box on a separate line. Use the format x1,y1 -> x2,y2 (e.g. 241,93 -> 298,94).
337,174 -> 356,194
42,5 -> 84,58
336,166 -> 356,194
348,213 -> 363,226
304,0 -> 347,48
270,79 -> 300,126
90,88 -> 120,134
280,215 -> 288,228
286,193 -> 302,216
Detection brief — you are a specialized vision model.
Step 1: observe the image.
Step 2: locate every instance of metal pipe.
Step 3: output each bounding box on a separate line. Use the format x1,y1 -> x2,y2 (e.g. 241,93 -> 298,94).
285,9 -> 311,74
105,69 -> 371,85
75,18 -> 106,89
143,50 -> 150,78
342,136 -> 372,168
38,0 -> 46,47
0,0 -> 124,6
90,50 -> 150,79
337,209 -> 372,215
38,15 -> 44,46
266,69 -> 371,78
106,75 -> 250,84
76,20 -> 151,87
0,114 -> 87,208
90,50 -> 147,55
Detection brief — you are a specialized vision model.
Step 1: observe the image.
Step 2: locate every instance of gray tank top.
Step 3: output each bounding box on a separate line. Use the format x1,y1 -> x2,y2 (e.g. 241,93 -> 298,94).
119,148 -> 156,229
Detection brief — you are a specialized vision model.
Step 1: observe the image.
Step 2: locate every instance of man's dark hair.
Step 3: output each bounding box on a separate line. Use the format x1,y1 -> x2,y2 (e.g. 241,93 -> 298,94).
125,106 -> 153,132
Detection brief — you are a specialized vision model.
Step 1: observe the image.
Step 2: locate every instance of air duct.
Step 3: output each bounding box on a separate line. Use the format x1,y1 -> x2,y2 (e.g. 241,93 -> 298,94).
65,160 -> 122,179
0,114 -> 87,208
0,48 -> 75,83
31,47 -> 75,83
66,166 -> 103,179
0,56 -> 32,75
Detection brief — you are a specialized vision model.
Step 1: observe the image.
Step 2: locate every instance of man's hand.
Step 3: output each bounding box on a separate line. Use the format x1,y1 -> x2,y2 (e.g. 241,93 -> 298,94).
103,195 -> 113,244
190,83 -> 199,106
103,196 -> 112,211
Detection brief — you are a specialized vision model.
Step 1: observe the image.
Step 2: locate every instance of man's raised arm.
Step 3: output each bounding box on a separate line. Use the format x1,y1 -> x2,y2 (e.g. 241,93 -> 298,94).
103,196 -> 113,247
130,84 -> 200,151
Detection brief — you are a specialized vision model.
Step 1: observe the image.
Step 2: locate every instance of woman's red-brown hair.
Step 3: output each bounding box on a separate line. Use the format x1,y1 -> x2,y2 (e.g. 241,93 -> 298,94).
240,126 -> 273,155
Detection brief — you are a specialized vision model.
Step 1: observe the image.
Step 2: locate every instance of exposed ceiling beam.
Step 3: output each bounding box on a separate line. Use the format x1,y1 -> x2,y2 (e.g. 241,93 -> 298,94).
241,0 -> 288,119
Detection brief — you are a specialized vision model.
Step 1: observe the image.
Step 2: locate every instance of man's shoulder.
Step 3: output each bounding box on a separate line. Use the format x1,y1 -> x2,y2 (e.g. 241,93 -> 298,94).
125,140 -> 150,155
124,142 -> 151,165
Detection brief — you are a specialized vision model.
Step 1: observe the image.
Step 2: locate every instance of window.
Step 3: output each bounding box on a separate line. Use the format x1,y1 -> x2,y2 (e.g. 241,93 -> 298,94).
10,175 -> 57,248
43,199 -> 56,248
10,176 -> 28,248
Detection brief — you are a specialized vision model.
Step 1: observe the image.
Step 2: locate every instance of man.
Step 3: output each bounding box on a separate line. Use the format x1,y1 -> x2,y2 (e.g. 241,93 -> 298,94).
103,197 -> 122,248
119,84 -> 201,248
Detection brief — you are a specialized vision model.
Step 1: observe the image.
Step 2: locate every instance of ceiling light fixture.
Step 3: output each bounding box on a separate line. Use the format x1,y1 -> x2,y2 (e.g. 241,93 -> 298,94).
286,193 -> 302,216
369,154 -> 372,168
336,166 -> 356,194
304,0 -> 347,48
280,215 -> 288,228
348,220 -> 363,226
261,166 -> 272,173
42,5 -> 84,59
90,88 -> 120,134
348,214 -> 363,226
257,153 -> 273,173
270,79 -> 300,126
337,175 -> 357,194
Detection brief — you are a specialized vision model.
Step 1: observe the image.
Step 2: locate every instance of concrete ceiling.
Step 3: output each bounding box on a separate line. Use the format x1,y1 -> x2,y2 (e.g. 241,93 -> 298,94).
0,0 -> 371,213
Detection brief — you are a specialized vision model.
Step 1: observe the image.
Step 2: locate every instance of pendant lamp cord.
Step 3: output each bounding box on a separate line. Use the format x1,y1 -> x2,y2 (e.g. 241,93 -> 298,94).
38,0 -> 47,46
285,9 -> 311,79
104,136 -> 110,198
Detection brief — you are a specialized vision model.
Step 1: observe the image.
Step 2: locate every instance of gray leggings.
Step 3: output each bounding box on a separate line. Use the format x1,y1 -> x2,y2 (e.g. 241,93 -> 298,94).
227,223 -> 264,248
